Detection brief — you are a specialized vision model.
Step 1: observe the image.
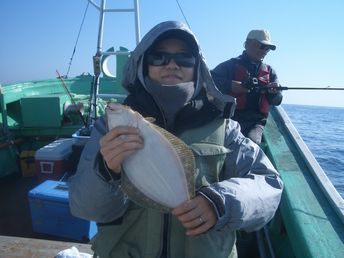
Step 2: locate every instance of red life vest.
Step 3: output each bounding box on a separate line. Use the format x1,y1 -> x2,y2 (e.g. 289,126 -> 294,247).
232,63 -> 271,114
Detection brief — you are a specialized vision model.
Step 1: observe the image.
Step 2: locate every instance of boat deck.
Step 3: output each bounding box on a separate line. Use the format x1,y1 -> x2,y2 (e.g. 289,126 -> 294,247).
0,235 -> 92,258
0,174 -> 93,257
1,175 -> 39,239
0,173 -> 260,257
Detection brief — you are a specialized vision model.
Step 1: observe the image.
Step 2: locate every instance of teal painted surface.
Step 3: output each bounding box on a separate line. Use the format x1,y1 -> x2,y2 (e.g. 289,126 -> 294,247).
1,75 -> 126,135
2,74 -> 125,104
264,107 -> 344,258
20,96 -> 62,127
0,47 -> 130,177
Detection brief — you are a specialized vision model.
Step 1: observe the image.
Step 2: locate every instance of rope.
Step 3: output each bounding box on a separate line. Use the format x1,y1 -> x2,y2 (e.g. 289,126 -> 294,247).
65,1 -> 90,78
175,0 -> 191,29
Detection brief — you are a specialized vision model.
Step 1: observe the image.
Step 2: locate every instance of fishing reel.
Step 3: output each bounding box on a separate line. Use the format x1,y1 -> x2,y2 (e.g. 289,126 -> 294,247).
242,76 -> 259,91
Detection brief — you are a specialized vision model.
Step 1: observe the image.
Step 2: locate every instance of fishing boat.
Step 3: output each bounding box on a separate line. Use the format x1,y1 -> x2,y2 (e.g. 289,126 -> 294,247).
1,1 -> 344,257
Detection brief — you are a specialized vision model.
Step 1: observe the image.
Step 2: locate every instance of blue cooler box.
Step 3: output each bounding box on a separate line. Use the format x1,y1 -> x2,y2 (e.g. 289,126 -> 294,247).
28,180 -> 97,241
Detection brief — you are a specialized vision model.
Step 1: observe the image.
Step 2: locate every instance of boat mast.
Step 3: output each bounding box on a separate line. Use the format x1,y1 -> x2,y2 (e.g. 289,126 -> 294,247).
88,0 -> 141,126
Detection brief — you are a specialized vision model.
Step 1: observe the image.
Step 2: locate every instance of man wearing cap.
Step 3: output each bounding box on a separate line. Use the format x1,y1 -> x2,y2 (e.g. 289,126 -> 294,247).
211,29 -> 282,144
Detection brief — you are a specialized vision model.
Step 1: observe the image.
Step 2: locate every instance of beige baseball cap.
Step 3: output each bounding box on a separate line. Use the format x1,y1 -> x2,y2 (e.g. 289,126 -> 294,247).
246,29 -> 276,50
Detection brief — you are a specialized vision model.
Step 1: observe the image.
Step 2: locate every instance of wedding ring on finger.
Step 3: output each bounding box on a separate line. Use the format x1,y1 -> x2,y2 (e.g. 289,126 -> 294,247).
119,135 -> 127,141
199,216 -> 204,224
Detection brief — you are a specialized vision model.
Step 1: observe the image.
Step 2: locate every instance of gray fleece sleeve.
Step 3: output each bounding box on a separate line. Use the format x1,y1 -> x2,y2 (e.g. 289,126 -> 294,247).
68,118 -> 129,223
210,119 -> 283,232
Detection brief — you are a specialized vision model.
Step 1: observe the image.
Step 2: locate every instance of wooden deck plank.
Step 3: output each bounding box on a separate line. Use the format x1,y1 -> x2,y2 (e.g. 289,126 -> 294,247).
0,235 -> 93,258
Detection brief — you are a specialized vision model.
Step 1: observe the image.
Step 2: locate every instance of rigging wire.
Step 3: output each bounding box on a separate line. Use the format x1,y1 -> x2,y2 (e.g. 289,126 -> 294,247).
65,1 -> 90,78
175,0 -> 191,29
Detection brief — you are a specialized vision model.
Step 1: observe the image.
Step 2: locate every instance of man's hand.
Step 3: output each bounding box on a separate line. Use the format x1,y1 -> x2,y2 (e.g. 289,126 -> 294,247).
231,80 -> 250,94
99,126 -> 143,174
171,195 -> 217,236
267,82 -> 281,94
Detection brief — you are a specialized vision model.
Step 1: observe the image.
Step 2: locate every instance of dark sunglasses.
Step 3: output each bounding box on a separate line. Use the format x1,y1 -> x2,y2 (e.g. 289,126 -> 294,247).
258,43 -> 271,50
146,52 -> 196,67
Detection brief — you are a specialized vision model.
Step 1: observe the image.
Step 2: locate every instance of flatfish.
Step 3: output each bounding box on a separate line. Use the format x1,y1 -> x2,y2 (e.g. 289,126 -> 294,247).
106,103 -> 195,212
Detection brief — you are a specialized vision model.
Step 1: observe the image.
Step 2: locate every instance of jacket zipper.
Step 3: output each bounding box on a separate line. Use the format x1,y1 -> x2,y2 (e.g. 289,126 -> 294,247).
160,213 -> 170,258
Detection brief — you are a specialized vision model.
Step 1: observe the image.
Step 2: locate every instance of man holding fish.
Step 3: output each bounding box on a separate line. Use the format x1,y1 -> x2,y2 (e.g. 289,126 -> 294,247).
69,21 -> 283,258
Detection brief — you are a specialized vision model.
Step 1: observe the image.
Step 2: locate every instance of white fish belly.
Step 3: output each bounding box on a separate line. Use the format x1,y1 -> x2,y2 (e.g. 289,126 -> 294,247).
124,124 -> 189,208
106,104 -> 189,208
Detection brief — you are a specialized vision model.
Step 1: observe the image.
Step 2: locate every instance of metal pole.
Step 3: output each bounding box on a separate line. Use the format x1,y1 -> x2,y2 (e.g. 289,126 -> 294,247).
134,0 -> 141,44
87,0 -> 140,126
96,0 -> 106,55
89,0 -> 106,125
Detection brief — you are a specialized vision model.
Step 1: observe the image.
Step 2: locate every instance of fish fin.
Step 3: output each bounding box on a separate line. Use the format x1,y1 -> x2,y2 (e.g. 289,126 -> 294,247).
144,116 -> 156,123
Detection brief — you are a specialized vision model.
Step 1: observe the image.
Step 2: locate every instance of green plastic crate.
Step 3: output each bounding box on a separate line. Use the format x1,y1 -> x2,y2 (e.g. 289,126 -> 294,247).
20,96 -> 61,127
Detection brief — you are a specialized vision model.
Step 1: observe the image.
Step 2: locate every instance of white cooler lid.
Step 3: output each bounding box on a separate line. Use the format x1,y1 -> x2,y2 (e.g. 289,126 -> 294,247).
35,138 -> 75,160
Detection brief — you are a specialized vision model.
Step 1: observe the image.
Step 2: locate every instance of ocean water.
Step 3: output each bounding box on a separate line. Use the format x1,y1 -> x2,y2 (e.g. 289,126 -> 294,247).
282,104 -> 344,198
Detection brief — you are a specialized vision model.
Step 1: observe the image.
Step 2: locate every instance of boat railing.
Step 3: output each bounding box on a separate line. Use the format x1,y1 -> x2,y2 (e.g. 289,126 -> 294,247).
273,105 -> 344,223
97,93 -> 127,99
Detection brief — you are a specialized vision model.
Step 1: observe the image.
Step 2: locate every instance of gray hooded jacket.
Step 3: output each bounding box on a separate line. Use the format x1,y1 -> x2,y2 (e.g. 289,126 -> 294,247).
68,21 -> 283,233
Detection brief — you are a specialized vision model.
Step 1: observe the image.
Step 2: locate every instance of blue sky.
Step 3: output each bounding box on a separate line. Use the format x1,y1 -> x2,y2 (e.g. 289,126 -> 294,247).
1,0 -> 344,107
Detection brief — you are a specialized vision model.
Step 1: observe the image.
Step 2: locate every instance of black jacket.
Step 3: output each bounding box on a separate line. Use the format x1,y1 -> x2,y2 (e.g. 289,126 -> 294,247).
211,51 -> 282,123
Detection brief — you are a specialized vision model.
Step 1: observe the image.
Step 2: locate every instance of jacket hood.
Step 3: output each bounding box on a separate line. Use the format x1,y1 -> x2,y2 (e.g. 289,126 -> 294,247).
122,20 -> 235,114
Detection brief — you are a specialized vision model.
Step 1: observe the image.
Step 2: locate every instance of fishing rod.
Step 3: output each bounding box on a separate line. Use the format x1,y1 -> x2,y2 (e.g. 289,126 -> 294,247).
274,86 -> 344,91
56,70 -> 87,128
244,77 -> 344,91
